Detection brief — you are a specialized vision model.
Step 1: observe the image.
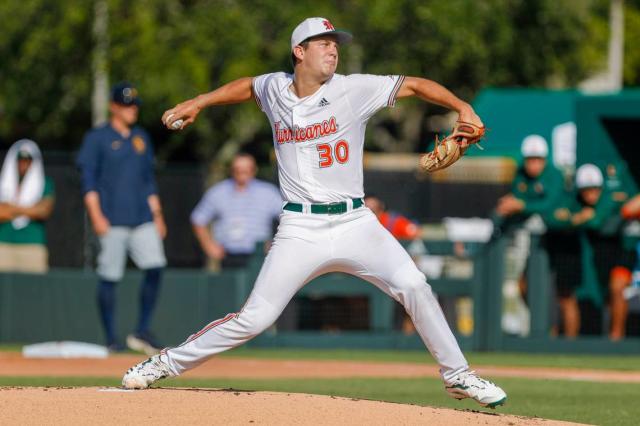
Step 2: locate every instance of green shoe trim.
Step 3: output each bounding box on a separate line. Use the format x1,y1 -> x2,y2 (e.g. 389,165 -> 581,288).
486,397 -> 507,408
446,384 -> 469,390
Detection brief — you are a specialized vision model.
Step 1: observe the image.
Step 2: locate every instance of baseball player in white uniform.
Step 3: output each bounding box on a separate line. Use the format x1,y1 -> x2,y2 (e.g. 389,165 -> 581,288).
123,17 -> 507,408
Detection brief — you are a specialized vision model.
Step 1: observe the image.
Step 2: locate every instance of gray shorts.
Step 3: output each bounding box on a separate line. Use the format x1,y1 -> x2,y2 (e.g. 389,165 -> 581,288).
97,222 -> 167,281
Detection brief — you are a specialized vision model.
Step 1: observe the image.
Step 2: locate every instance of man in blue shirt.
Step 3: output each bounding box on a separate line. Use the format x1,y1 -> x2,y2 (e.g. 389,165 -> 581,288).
191,153 -> 282,269
77,82 -> 167,354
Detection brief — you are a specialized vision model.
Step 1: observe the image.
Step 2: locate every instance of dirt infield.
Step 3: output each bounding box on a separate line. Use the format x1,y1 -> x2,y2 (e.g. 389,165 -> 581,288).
0,352 -> 638,383
0,387 -> 583,426
1,353 -> 628,425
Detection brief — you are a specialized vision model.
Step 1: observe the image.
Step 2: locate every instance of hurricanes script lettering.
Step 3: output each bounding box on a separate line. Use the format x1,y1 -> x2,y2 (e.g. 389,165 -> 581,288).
275,116 -> 338,144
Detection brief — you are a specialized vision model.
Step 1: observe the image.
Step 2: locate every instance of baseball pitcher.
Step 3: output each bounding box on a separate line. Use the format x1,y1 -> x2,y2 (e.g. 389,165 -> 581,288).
123,17 -> 506,408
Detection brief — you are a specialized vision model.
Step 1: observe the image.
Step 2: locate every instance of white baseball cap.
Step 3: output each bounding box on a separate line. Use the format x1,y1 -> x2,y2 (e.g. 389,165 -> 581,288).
521,135 -> 549,158
291,17 -> 353,51
576,164 -> 603,189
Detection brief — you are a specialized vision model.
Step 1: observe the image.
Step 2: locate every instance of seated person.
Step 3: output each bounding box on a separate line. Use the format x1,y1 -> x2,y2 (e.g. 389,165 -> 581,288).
0,139 -> 55,273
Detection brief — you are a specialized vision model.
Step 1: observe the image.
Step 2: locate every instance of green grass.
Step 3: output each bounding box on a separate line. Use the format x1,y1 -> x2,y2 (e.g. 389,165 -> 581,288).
219,347 -> 640,371
3,344 -> 639,370
0,344 -> 24,352
1,375 -> 639,425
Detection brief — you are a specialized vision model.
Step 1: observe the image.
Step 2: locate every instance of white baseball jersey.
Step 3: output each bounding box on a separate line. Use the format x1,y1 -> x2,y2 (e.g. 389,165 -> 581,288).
252,72 -> 405,203
158,70 -> 472,389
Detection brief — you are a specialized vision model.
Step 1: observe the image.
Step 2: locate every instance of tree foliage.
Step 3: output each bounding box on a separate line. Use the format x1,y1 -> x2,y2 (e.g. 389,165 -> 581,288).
0,0 -> 636,162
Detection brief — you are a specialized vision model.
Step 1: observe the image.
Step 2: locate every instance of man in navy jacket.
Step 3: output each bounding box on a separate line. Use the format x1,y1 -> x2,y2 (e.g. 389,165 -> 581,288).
77,82 -> 167,354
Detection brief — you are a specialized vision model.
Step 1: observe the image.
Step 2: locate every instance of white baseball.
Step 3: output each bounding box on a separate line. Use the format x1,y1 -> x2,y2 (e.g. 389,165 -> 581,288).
171,119 -> 184,130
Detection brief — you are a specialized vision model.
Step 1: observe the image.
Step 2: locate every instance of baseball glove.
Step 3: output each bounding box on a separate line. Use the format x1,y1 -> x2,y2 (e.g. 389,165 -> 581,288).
419,121 -> 485,173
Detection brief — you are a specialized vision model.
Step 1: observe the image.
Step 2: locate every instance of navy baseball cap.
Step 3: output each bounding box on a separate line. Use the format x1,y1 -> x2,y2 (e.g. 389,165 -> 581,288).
111,82 -> 141,106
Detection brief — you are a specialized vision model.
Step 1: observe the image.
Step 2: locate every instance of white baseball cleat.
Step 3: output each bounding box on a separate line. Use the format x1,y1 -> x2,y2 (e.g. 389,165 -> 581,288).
445,370 -> 507,408
122,354 -> 174,389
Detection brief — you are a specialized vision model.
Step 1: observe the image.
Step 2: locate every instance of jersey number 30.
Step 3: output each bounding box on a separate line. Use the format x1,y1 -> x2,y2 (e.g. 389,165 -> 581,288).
317,140 -> 349,168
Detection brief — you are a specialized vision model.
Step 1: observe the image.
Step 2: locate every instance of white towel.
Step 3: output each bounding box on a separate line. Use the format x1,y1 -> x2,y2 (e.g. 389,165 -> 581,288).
0,139 -> 45,229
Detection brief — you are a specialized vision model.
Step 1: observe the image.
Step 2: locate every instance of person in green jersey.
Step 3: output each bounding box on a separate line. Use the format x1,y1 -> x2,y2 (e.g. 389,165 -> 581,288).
540,173 -> 583,337
495,135 -> 564,225
495,135 -> 583,337
572,164 -> 635,340
0,139 -> 55,273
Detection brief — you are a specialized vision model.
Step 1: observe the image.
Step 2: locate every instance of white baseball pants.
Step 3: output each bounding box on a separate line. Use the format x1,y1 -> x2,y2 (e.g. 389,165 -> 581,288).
162,207 -> 469,383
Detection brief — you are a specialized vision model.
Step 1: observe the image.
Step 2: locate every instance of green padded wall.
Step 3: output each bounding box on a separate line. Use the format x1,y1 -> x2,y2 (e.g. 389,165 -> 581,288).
470,88 -> 578,161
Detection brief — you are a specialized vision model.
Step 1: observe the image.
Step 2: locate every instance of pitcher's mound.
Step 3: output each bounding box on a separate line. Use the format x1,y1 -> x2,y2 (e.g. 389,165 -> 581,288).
0,387 -> 581,425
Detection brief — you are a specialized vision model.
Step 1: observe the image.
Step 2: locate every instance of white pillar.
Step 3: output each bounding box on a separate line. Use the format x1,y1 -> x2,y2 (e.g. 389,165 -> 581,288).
92,0 -> 109,126
608,0 -> 624,91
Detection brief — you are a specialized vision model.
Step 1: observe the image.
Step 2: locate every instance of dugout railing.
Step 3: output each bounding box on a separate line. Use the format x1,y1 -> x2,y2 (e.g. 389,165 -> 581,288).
0,240 -> 494,351
1,235 -> 639,353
